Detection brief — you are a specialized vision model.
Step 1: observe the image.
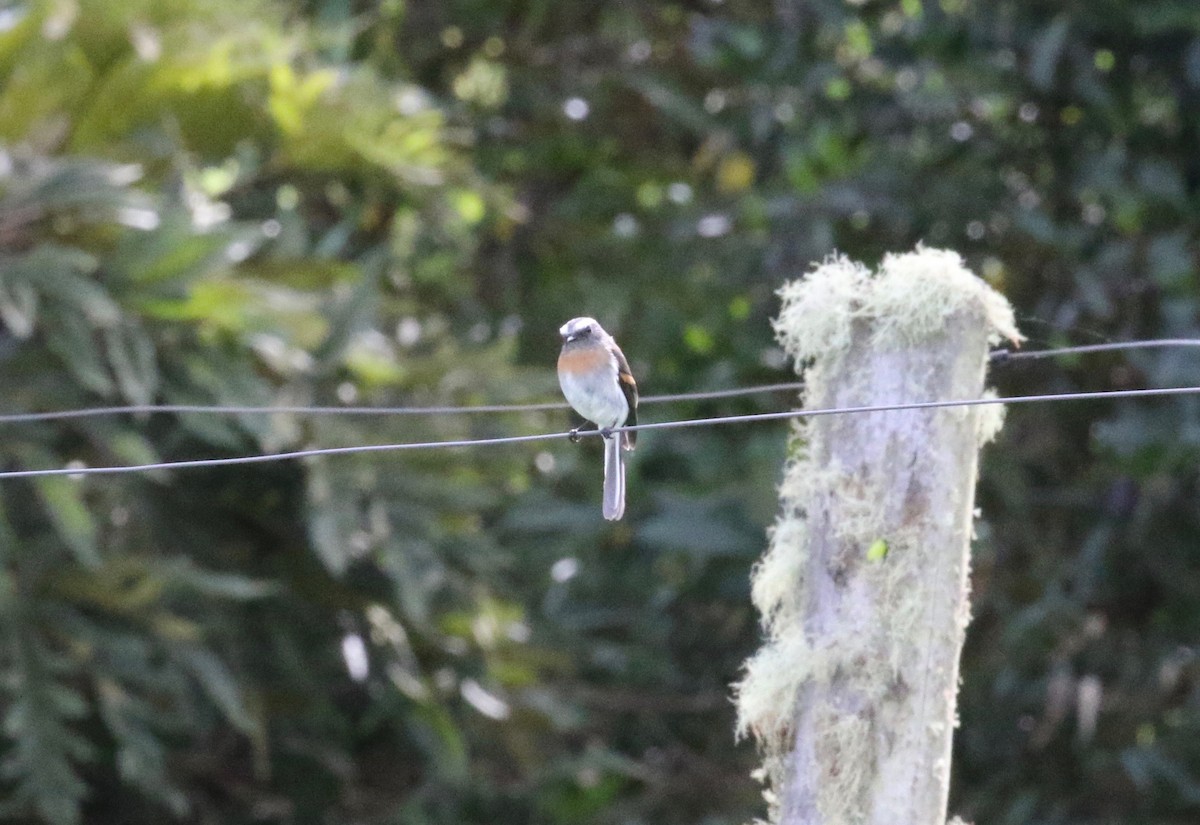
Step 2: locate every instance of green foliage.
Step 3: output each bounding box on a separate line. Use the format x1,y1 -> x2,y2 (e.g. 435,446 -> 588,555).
0,3 -> 525,822
1,0 -> 1199,823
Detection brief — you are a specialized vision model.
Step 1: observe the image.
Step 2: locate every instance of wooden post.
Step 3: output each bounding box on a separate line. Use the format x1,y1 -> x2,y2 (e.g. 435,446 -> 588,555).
735,248 -> 1021,825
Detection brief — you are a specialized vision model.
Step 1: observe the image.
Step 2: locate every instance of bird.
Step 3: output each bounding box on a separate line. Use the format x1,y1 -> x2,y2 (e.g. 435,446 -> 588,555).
557,317 -> 638,520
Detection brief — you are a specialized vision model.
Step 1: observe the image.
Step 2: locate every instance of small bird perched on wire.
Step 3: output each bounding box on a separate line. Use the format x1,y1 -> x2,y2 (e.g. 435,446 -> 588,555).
557,317 -> 638,520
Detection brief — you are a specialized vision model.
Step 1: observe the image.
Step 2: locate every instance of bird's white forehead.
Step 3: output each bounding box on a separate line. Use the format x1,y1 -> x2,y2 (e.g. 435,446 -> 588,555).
560,316 -> 601,337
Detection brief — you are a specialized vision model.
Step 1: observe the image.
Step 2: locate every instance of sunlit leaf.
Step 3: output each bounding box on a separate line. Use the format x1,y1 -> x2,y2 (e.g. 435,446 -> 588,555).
32,476 -> 100,568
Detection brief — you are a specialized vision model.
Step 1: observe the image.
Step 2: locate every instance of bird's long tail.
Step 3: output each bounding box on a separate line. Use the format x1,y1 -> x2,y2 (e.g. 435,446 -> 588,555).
602,434 -> 625,521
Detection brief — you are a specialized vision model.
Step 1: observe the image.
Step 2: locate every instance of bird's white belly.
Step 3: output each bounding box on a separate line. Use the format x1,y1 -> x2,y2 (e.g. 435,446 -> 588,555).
559,369 -> 628,429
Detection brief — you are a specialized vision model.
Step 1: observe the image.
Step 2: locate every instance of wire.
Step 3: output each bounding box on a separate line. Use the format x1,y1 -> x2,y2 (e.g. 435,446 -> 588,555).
0,431 -> 572,479
0,383 -> 810,424
3,339 -> 1197,425
0,401 -> 566,423
2,383 -> 1197,480
989,338 -> 1200,363
643,381 -> 805,402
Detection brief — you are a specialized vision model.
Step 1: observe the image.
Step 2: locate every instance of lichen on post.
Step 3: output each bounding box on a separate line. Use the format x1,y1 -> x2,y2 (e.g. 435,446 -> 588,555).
735,247 -> 1021,825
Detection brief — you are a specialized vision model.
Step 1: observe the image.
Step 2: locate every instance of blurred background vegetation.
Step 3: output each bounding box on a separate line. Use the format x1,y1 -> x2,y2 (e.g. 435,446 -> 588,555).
0,0 -> 1198,823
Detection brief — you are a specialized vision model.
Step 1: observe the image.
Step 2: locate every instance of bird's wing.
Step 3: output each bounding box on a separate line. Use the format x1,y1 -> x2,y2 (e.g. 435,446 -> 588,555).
611,343 -> 638,449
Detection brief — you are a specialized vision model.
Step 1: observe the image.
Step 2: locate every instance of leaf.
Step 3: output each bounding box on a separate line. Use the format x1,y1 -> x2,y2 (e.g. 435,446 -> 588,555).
103,321 -> 159,406
1147,232 -> 1192,288
175,646 -> 256,736
41,305 -> 114,395
1121,746 -> 1200,804
626,76 -> 713,135
70,33 -> 275,156
1029,16 -> 1070,91
7,246 -> 116,324
867,539 -> 889,562
169,352 -> 274,447
111,208 -> 229,287
1186,38 -> 1200,89
32,475 -> 100,568
310,262 -> 379,366
50,562 -> 166,613
635,495 -> 752,559
0,277 -> 38,338
0,40 -> 94,144
306,460 -> 358,576
0,156 -> 145,221
0,617 -> 90,825
158,560 -> 279,601
451,189 -> 486,224
716,152 -> 756,194
103,431 -> 163,471
96,681 -> 190,817
499,497 -> 605,533
406,702 -> 469,783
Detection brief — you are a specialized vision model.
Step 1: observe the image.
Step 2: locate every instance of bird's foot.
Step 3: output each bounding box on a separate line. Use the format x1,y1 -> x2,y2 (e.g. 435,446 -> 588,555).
599,427 -> 613,439
568,427 -> 582,444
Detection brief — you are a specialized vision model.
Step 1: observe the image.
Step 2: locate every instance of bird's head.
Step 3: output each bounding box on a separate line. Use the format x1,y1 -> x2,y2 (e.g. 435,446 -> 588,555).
560,316 -> 603,343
